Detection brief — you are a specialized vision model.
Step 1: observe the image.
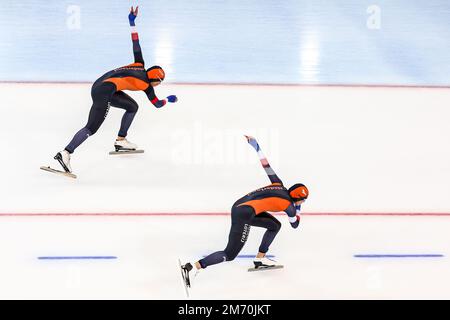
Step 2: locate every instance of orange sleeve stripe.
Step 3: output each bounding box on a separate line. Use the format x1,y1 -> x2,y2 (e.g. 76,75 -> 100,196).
238,197 -> 291,215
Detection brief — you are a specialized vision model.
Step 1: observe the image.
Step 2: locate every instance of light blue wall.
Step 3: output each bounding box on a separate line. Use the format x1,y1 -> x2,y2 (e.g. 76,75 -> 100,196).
1,1 -> 449,85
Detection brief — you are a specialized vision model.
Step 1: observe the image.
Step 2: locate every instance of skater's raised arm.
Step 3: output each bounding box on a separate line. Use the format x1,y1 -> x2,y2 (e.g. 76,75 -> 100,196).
245,136 -> 283,185
129,6 -> 145,66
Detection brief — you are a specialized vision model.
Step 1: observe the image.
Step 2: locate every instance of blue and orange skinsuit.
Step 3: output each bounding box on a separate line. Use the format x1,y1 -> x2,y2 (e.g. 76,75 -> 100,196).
94,28 -> 167,109
64,21 -> 169,154
86,25 -> 167,136
234,181 -> 296,217
198,138 -> 303,269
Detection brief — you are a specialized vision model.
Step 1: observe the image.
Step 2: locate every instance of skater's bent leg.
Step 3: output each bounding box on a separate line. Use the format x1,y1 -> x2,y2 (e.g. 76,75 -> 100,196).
118,111 -> 136,138
109,91 -> 139,138
198,206 -> 253,268
250,212 -> 281,254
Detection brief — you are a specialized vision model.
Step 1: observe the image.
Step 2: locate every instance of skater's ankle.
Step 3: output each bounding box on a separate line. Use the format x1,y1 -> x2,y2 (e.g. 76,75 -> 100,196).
116,136 -> 126,141
194,261 -> 202,270
256,252 -> 266,259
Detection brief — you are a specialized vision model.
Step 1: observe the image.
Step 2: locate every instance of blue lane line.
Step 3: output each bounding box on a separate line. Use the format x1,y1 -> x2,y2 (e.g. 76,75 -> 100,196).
202,255 -> 275,259
354,254 -> 444,258
38,256 -> 117,260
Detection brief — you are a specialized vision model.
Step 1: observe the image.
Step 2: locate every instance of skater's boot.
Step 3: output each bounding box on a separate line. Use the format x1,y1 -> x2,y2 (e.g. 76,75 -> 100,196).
114,138 -> 138,151
180,262 -> 200,288
54,150 -> 72,173
180,262 -> 193,288
253,256 -> 277,269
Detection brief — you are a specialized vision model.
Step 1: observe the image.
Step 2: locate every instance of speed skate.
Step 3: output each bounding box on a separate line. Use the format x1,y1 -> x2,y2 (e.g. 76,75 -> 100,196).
247,256 -> 284,272
40,166 -> 77,179
109,139 -> 144,155
248,265 -> 284,272
178,259 -> 190,298
248,259 -> 284,272
109,148 -> 144,155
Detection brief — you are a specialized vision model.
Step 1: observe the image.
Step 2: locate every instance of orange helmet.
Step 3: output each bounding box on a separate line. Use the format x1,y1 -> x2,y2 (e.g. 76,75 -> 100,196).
288,183 -> 309,201
147,66 -> 165,82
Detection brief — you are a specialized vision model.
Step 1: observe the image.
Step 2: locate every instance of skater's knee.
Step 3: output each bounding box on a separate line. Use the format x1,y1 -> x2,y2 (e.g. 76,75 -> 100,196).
224,250 -> 239,261
122,98 -> 139,113
85,124 -> 97,135
266,218 -> 281,233
226,254 -> 237,262
129,101 -> 138,113
273,219 -> 282,232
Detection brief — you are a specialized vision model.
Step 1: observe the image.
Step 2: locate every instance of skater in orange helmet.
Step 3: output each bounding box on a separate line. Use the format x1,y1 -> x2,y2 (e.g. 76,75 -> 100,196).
53,6 -> 177,174
180,136 -> 309,288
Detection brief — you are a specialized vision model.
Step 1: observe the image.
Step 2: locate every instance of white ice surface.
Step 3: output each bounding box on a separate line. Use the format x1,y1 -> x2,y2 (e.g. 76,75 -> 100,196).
1,84 -> 450,213
0,215 -> 449,299
1,84 -> 450,299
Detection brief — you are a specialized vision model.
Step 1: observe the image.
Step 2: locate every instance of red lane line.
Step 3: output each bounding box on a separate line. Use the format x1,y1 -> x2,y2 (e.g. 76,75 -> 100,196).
0,213 -> 449,217
171,83 -> 450,89
0,81 -> 449,89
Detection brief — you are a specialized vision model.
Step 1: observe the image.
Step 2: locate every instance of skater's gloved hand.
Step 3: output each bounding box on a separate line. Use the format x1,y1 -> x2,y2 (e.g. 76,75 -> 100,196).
290,215 -> 300,229
128,6 -> 139,26
245,135 -> 260,152
153,100 -> 166,108
167,95 -> 178,103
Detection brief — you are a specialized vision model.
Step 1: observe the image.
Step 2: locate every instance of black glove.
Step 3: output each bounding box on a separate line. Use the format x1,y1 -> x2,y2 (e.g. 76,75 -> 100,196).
290,214 -> 300,229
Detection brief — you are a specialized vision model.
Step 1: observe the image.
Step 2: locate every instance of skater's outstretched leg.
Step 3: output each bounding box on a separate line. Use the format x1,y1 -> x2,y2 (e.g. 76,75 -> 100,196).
199,206 -> 253,267
64,127 -> 92,154
180,205 -> 253,287
58,125 -> 93,172
57,83 -> 114,171
57,106 -> 104,172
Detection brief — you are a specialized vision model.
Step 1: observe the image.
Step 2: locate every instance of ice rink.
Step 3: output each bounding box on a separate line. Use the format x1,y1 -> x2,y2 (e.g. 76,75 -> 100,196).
1,83 -> 450,299
1,214 -> 450,299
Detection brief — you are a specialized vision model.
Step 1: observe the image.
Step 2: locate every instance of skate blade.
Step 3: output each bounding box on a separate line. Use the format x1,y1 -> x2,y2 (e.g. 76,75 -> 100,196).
248,265 -> 284,272
109,149 -> 144,155
178,258 -> 190,298
40,166 -> 77,179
